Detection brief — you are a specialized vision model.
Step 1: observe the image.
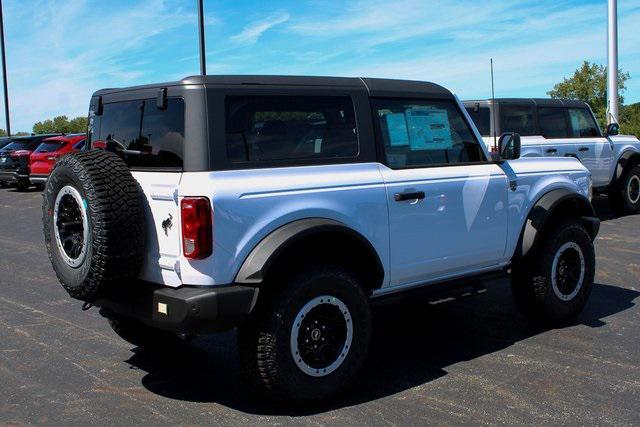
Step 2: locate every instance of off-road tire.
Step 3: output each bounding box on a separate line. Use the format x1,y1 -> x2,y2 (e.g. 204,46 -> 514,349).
512,219 -> 595,326
43,150 -> 144,301
237,265 -> 372,403
609,165 -> 640,214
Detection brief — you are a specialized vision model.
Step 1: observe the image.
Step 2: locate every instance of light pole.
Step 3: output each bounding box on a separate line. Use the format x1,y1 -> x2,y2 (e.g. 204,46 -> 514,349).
607,0 -> 619,124
198,0 -> 206,76
0,0 -> 10,136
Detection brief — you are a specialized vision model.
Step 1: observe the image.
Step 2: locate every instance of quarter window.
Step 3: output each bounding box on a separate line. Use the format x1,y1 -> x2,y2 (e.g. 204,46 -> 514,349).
538,107 -> 569,138
225,95 -> 358,163
568,108 -> 600,137
500,105 -> 537,136
92,98 -> 185,169
373,99 -> 485,169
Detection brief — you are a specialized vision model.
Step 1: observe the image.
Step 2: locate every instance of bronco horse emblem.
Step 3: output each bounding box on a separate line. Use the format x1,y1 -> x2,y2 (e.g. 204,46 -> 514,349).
161,213 -> 173,236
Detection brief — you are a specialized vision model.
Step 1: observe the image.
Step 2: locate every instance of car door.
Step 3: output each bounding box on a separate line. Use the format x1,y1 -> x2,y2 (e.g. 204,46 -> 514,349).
565,107 -> 613,187
372,98 -> 509,288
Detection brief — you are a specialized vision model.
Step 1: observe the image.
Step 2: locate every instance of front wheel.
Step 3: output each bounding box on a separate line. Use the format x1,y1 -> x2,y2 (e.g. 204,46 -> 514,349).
238,265 -> 372,403
512,219 -> 595,326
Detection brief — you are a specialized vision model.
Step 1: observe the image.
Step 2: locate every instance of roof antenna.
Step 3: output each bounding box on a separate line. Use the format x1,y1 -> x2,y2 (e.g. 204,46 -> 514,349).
490,58 -> 498,153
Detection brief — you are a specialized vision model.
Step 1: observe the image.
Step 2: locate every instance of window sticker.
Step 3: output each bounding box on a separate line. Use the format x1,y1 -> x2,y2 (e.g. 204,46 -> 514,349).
406,108 -> 453,150
384,113 -> 410,146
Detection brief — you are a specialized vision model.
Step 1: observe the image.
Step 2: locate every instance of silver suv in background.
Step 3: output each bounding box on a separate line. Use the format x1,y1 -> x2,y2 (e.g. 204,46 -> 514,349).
464,98 -> 640,213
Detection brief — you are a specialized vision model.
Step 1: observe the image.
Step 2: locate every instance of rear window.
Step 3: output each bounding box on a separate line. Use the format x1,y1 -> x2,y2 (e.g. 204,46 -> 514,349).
3,140 -> 40,151
538,107 -> 569,138
465,104 -> 491,136
91,98 -> 185,169
35,141 -> 64,153
225,95 -> 359,163
500,105 -> 537,136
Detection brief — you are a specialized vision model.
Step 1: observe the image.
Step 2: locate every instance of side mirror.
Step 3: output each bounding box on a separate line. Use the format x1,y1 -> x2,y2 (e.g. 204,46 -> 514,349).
606,122 -> 619,136
498,132 -> 521,160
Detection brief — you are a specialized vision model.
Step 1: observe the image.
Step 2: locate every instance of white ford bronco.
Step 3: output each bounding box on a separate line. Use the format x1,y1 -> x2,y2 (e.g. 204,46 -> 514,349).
464,98 -> 640,213
43,76 -> 599,403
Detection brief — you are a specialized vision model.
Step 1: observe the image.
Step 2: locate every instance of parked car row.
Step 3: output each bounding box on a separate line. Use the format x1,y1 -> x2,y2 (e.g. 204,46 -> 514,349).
0,133 -> 86,190
463,98 -> 640,213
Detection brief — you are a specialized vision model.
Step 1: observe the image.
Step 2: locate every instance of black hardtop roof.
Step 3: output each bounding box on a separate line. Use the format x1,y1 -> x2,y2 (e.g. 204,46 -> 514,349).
463,98 -> 589,108
93,75 -> 453,99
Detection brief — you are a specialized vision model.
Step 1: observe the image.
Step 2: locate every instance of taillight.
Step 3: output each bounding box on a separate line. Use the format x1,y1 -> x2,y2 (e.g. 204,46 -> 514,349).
181,197 -> 212,259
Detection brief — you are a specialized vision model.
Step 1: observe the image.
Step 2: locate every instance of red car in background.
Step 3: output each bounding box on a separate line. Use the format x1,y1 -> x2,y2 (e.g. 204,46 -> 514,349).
29,134 -> 86,188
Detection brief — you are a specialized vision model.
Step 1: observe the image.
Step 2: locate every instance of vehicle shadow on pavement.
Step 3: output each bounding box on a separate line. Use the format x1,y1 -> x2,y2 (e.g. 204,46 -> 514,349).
124,279 -> 639,415
592,195 -> 635,221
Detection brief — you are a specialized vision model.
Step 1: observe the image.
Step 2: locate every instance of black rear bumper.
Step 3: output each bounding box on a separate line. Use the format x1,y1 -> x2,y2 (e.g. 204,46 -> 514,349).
95,283 -> 259,335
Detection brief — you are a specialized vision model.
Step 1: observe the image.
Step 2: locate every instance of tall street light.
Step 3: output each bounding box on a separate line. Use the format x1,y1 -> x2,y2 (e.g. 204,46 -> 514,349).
607,0 -> 619,124
198,0 -> 206,76
0,0 -> 10,135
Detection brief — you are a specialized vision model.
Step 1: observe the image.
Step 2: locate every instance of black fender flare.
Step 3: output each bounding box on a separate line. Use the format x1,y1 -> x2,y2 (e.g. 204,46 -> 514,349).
517,189 -> 599,258
613,150 -> 640,182
234,218 -> 384,285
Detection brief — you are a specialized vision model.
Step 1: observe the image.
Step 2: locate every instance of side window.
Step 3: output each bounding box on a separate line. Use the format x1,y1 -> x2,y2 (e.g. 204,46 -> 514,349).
94,98 -> 184,169
568,108 -> 600,137
225,95 -> 358,163
465,104 -> 491,136
373,99 -> 485,169
538,107 -> 570,138
72,139 -> 86,150
500,105 -> 537,136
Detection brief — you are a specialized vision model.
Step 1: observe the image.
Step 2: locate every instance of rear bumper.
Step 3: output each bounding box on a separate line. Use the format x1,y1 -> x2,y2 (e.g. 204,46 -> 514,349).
29,174 -> 49,184
0,170 -> 17,182
94,282 -> 259,335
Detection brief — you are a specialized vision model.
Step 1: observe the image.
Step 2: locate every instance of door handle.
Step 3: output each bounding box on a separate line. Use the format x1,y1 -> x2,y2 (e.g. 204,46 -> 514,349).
394,191 -> 425,202
579,147 -> 590,152
546,148 -> 557,154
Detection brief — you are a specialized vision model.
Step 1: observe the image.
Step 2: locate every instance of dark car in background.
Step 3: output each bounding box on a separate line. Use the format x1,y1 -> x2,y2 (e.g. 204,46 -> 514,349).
29,134 -> 86,189
0,137 -> 11,150
0,134 -> 61,190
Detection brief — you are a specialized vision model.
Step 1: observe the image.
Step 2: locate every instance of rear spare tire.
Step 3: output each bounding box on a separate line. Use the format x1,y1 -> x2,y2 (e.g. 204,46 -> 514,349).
42,150 -> 144,301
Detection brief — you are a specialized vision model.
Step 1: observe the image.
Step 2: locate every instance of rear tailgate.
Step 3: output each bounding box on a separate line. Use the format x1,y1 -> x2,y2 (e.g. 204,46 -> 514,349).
131,171 -> 183,287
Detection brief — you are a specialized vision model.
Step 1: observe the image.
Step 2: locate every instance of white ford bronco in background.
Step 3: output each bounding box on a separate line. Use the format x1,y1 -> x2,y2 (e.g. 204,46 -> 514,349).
43,76 -> 599,403
464,98 -> 640,213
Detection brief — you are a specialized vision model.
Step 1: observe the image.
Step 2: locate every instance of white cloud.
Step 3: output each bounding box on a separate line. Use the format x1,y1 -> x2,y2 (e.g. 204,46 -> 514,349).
231,12 -> 290,45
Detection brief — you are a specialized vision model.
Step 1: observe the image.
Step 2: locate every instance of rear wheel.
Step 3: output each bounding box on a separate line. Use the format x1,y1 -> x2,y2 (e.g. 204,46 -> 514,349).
238,265 -> 371,403
512,219 -> 595,326
609,165 -> 640,214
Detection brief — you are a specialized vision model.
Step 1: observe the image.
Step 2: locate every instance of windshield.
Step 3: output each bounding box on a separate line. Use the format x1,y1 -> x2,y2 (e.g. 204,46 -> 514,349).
35,141 -> 64,153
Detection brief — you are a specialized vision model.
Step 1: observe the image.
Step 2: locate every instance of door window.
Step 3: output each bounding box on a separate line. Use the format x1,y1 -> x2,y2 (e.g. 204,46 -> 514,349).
465,104 -> 491,136
373,99 -> 485,168
568,108 -> 600,137
538,107 -> 569,138
500,105 -> 537,136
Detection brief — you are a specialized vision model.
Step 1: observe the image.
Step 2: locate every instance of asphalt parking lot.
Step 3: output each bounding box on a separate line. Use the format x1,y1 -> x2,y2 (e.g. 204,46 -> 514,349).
0,186 -> 638,426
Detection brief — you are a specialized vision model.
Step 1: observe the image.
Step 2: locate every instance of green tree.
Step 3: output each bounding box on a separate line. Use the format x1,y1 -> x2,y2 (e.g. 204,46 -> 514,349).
0,129 -> 6,137
620,103 -> 640,138
32,115 -> 87,134
547,61 -> 630,128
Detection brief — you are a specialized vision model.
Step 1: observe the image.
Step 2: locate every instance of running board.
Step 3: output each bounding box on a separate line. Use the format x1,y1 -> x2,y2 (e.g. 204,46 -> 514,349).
370,270 -> 506,308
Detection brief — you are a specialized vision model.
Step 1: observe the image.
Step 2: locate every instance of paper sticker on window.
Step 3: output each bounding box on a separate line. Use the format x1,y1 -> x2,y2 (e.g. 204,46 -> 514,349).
384,113 -> 409,146
406,108 -> 452,150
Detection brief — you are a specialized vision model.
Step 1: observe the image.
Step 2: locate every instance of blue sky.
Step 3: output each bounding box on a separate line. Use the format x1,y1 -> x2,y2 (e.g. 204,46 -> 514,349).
1,0 -> 639,132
